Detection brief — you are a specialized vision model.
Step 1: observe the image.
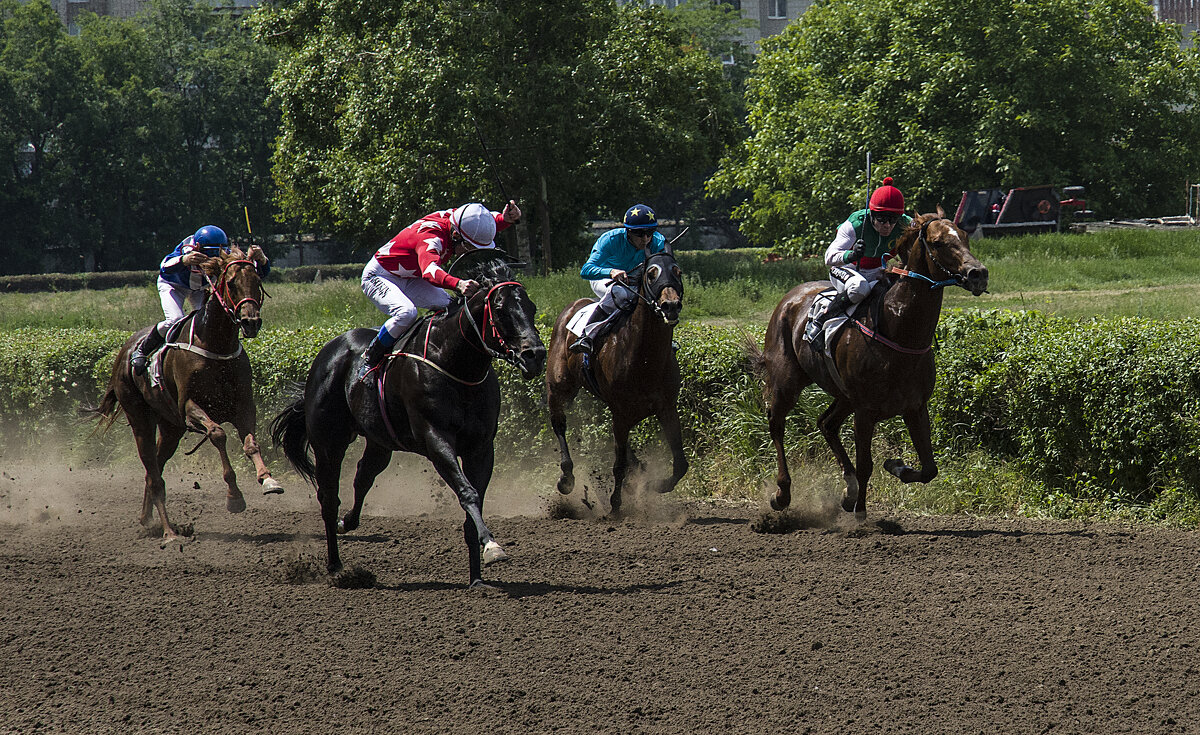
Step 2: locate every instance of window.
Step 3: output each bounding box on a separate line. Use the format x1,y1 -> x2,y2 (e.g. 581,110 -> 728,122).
768,0 -> 787,18
721,53 -> 736,65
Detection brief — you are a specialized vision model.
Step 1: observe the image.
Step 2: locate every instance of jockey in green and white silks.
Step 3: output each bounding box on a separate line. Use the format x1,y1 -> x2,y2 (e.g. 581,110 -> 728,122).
808,178 -> 912,351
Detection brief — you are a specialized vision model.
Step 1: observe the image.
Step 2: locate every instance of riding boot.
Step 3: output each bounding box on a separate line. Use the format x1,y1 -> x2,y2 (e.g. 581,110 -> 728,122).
130,326 -> 165,376
357,327 -> 398,382
809,292 -> 853,353
569,304 -> 614,355
570,284 -> 633,355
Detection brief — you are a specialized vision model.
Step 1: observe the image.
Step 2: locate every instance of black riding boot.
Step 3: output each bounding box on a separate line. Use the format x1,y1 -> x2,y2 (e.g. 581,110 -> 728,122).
130,327 -> 165,376
569,303 -> 616,355
809,292 -> 852,352
356,332 -> 396,382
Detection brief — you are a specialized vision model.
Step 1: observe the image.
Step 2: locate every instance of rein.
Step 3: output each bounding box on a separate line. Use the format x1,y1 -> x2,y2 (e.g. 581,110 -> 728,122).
630,253 -> 677,323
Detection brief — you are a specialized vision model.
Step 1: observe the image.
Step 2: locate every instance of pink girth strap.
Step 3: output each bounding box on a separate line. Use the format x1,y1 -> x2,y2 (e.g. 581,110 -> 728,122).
852,319 -> 932,355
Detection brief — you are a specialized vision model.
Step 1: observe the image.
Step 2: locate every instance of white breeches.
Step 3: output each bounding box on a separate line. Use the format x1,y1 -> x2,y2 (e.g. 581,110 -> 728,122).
361,259 -> 452,338
830,265 -> 884,304
155,277 -> 204,336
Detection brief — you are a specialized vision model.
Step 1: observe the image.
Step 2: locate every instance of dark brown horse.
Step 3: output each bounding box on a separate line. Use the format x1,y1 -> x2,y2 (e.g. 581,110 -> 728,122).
92,247 -> 280,544
270,256 -> 545,588
546,250 -> 687,515
751,212 -> 988,519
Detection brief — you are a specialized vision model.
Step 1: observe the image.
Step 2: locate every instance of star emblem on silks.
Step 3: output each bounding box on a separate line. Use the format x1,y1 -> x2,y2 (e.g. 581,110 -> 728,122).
647,211 -> 656,221
631,208 -> 641,218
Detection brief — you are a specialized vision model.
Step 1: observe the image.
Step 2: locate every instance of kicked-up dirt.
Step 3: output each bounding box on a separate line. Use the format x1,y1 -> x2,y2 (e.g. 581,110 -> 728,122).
1,458 -> 1197,734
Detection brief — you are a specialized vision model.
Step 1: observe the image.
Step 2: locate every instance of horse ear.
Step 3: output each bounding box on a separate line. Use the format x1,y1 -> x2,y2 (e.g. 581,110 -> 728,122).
936,204 -> 946,219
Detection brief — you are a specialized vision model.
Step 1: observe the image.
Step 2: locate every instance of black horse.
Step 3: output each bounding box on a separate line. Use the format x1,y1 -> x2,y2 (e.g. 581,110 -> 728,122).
270,255 -> 545,587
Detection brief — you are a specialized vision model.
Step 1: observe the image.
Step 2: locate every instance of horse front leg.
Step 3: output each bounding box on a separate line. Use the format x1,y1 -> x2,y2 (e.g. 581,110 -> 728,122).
423,433 -> 498,587
884,405 -> 938,484
816,400 -> 857,512
313,440 -> 351,575
233,397 -> 283,494
548,383 -> 579,495
848,414 -> 878,521
655,404 -> 689,495
460,439 -> 507,569
339,441 -> 392,533
609,418 -> 634,517
184,401 -> 244,513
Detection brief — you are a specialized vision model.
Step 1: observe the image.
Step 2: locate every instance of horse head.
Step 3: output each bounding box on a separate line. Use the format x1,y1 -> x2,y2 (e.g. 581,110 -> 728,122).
898,211 -> 989,296
201,246 -> 264,338
638,250 -> 684,325
458,256 -> 546,380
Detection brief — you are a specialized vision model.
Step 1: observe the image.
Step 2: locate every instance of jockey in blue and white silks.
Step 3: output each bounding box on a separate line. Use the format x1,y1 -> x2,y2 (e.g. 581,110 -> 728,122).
130,225 -> 270,375
570,204 -> 667,355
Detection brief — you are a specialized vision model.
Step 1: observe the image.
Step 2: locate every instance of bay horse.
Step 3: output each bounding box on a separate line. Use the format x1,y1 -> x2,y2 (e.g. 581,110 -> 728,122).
92,246 -> 282,544
750,211 -> 988,519
269,255 -> 545,588
546,249 -> 687,515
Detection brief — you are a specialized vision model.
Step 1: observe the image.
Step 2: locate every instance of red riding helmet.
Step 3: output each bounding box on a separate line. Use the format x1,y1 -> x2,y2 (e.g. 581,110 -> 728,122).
868,177 -> 905,213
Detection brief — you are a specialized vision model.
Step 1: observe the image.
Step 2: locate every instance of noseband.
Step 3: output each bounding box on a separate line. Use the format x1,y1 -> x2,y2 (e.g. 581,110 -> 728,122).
458,281 -> 527,368
205,259 -> 264,328
892,220 -> 968,290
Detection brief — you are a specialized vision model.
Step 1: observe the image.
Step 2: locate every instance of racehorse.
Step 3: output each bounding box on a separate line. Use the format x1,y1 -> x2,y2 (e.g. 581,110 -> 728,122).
91,246 -> 282,544
750,211 -> 988,519
546,250 -> 687,515
270,255 -> 545,587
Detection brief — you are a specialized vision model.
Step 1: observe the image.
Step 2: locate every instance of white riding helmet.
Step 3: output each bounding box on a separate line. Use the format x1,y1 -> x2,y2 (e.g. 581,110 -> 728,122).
450,203 -> 497,249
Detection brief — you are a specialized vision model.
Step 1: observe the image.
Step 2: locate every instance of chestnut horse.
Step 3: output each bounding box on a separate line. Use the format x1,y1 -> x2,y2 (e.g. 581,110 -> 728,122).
270,256 -> 545,588
546,250 -> 687,515
750,212 -> 988,519
92,247 -> 281,544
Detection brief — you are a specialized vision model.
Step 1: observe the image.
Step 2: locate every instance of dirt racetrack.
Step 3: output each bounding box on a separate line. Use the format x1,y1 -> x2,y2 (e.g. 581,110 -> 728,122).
1,456 -> 1198,735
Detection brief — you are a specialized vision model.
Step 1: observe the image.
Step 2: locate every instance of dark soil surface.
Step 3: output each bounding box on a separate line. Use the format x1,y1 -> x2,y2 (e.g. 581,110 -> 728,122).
1,459 -> 1198,734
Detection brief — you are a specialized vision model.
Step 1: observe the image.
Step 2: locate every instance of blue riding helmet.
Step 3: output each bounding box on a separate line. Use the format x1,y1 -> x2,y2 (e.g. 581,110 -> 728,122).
193,225 -> 228,247
623,204 -> 657,230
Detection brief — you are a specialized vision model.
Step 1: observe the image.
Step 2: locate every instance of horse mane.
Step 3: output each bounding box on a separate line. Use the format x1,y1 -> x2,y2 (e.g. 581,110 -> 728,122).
455,256 -> 517,287
893,212 -> 941,265
198,245 -> 249,280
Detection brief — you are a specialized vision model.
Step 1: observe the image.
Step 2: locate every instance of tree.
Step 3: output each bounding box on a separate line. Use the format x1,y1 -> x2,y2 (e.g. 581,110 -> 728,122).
255,0 -> 740,268
708,0 -> 1200,254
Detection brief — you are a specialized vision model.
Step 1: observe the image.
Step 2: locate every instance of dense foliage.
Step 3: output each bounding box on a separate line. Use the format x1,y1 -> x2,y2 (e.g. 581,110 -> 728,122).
254,0 -> 742,265
0,0 -> 281,274
709,0 -> 1200,254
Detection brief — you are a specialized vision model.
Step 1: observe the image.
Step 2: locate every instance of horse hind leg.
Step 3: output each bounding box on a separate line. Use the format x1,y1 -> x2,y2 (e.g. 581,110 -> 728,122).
129,413 -> 176,542
848,413 -> 879,521
883,407 -> 938,484
339,441 -> 392,533
766,370 -> 807,511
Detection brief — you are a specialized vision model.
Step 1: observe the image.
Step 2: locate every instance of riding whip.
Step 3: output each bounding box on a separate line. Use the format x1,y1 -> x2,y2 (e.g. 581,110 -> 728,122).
471,115 -> 510,204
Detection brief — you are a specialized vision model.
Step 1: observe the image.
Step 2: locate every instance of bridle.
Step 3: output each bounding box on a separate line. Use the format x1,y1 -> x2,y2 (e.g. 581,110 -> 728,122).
204,259 -> 265,329
887,219 -> 968,290
458,280 -> 527,369
629,252 -> 680,324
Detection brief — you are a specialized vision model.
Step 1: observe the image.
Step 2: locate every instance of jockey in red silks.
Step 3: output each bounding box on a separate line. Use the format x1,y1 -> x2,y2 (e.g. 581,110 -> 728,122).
357,200 -> 521,379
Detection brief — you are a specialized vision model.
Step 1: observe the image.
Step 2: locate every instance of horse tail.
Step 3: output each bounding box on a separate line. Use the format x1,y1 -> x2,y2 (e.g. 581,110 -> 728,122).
743,332 -> 767,382
269,397 -> 317,486
81,374 -> 124,433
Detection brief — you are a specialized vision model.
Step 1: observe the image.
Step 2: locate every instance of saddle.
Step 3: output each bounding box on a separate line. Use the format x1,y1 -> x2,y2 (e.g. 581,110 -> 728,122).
803,277 -> 894,358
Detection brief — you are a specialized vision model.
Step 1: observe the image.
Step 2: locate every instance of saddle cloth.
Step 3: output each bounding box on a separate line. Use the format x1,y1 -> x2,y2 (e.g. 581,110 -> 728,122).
566,302 -> 601,338
803,288 -> 861,357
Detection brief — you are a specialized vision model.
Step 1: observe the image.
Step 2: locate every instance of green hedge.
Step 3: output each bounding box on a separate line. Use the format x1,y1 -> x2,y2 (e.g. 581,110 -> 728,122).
5,312 -> 1200,504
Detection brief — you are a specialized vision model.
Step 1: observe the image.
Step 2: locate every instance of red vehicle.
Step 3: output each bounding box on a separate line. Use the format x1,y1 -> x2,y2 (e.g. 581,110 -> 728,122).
954,185 -> 1091,237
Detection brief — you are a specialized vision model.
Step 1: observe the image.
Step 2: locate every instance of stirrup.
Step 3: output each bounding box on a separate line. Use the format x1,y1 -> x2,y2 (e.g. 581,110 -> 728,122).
569,336 -> 592,355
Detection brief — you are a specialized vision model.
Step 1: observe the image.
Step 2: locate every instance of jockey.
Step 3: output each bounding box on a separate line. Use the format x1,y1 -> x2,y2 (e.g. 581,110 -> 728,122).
131,225 -> 270,375
808,178 -> 913,351
570,203 -> 668,356
358,200 -> 521,379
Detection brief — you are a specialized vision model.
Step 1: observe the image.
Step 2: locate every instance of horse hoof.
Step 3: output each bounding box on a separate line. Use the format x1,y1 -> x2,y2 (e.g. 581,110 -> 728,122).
851,509 -> 867,522
841,496 -> 856,514
883,459 -> 905,478
159,534 -> 190,549
770,495 -> 790,511
557,475 -> 575,495
227,495 -> 247,513
261,477 -> 284,495
482,540 -> 509,566
468,580 -> 503,595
